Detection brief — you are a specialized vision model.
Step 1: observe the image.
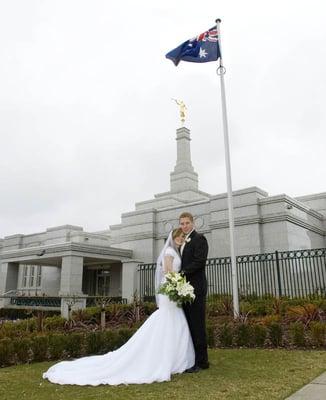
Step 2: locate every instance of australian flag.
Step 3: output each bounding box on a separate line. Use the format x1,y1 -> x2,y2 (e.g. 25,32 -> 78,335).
166,26 -> 220,66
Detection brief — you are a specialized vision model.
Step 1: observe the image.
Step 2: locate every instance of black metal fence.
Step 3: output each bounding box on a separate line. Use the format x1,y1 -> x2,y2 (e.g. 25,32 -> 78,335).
9,296 -> 61,308
138,248 -> 326,299
138,263 -> 156,302
4,296 -> 127,309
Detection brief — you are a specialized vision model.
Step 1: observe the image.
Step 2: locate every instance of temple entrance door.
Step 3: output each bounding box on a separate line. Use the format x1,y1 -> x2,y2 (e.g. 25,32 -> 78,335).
96,270 -> 111,296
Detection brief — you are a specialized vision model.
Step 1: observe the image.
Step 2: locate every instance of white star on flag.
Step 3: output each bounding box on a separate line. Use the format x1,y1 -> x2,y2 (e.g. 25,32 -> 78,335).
199,47 -> 208,58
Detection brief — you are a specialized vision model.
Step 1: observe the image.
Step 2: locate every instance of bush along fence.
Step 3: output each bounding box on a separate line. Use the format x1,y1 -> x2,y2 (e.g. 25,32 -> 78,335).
139,248 -> 326,300
0,297 -> 325,367
205,319 -> 326,349
0,302 -> 157,367
0,328 -> 136,368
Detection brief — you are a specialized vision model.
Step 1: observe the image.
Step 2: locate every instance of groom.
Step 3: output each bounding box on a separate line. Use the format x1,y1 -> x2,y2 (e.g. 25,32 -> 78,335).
179,212 -> 209,373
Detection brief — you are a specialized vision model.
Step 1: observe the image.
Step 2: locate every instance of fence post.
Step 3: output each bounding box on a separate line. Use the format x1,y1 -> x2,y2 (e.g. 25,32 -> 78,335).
275,251 -> 282,298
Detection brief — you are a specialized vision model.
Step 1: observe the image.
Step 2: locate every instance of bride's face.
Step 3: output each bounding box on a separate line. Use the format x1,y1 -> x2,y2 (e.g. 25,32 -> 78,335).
174,234 -> 185,247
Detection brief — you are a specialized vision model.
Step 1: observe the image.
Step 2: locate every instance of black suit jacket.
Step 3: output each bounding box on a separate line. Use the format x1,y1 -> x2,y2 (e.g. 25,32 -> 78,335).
181,230 -> 208,297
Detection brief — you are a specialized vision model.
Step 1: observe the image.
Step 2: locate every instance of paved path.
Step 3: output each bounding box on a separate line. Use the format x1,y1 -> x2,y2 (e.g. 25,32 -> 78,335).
285,371 -> 326,399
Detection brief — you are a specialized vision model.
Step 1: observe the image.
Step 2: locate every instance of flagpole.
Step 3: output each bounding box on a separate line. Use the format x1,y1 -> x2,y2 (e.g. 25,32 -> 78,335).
215,19 -> 239,318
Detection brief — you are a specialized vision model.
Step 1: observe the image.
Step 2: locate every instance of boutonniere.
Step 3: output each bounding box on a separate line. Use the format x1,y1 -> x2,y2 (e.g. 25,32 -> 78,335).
185,237 -> 191,243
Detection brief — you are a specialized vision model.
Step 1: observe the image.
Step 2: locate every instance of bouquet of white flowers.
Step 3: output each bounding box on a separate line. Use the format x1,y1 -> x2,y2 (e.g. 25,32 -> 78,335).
158,271 -> 195,307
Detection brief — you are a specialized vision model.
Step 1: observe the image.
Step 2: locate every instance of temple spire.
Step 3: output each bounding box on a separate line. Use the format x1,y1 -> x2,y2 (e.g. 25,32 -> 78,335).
170,126 -> 199,193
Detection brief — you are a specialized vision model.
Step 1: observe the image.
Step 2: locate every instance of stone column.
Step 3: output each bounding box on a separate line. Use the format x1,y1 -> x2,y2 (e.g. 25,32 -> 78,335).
121,260 -> 142,303
59,256 -> 86,318
0,262 -> 19,308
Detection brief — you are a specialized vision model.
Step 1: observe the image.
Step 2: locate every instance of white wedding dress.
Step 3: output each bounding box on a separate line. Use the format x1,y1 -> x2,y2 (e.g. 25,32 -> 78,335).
43,245 -> 195,386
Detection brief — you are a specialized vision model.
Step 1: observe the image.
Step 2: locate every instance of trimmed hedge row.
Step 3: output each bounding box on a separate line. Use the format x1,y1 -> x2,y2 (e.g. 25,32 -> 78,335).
0,328 -> 136,368
206,320 -> 326,349
0,319 -> 325,368
1,320 -> 324,368
0,298 -> 325,368
206,295 -> 326,317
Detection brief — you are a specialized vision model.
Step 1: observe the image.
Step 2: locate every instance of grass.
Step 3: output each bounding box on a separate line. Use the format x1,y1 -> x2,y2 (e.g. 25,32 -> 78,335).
0,349 -> 325,400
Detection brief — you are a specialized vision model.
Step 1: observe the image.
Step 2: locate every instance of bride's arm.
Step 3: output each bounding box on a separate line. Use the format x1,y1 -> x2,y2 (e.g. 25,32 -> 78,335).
163,255 -> 174,273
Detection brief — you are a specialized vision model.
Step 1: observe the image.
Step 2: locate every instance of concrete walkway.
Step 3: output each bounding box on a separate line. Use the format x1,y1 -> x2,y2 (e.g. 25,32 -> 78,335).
285,371 -> 326,399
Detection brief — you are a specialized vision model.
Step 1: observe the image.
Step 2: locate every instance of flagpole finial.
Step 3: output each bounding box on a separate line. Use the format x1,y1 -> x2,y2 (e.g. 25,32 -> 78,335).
215,18 -> 222,23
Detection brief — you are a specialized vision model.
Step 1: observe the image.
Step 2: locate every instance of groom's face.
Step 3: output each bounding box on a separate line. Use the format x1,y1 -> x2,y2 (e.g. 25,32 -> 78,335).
179,217 -> 194,235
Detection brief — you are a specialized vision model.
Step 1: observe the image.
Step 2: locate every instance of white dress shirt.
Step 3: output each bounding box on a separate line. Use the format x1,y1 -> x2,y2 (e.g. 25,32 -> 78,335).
180,228 -> 194,256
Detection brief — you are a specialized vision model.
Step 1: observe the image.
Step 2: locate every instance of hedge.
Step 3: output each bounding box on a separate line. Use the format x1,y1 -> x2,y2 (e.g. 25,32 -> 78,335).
206,320 -> 326,349
0,328 -> 136,368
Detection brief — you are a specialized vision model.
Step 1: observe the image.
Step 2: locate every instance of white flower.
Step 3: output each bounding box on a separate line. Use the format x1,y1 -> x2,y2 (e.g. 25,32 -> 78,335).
158,271 -> 195,305
185,237 -> 191,243
176,281 -> 195,298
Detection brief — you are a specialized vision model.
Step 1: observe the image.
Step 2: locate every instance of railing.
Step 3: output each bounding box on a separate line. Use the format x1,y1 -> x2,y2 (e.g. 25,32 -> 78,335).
1,296 -> 127,309
9,296 -> 61,308
138,263 -> 156,301
138,247 -> 326,299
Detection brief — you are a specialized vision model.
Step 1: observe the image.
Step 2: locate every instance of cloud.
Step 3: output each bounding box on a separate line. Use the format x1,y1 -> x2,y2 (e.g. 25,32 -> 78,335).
0,0 -> 325,237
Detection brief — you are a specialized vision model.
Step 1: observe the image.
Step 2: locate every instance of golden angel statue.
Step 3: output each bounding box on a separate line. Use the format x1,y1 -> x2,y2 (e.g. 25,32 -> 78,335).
172,99 -> 187,125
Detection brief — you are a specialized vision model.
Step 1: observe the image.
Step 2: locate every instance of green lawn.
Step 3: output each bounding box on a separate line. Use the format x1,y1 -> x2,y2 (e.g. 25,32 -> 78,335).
0,349 -> 325,400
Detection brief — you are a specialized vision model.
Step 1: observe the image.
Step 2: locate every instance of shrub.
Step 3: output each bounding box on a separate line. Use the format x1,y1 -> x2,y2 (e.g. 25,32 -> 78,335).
85,331 -> 106,354
101,330 -> 121,353
13,318 -> 37,334
218,296 -> 234,316
281,298 -> 318,315
84,328 -> 136,355
218,323 -> 234,347
250,299 -> 273,316
13,337 -> 33,364
271,298 -> 283,315
0,322 -> 16,339
0,318 -> 37,339
239,301 -> 252,315
43,316 -> 66,332
316,299 -> 326,312
268,322 -> 283,347
64,332 -> 85,358
0,338 -> 14,366
285,304 -> 322,326
240,293 -> 260,302
31,335 -> 49,362
72,307 -> 100,324
235,323 -> 251,347
251,324 -> 267,347
206,322 -> 216,347
289,322 -> 305,347
207,295 -> 234,316
141,302 -> 157,316
48,334 -> 69,360
116,328 -> 136,347
0,328 -> 136,368
260,314 -> 281,326
309,321 -> 326,347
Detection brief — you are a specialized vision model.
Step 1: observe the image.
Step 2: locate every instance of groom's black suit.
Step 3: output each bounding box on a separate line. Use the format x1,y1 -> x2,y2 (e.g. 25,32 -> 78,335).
181,230 -> 209,368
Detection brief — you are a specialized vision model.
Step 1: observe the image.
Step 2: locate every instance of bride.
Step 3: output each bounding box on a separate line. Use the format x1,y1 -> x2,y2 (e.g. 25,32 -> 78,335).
43,228 -> 195,385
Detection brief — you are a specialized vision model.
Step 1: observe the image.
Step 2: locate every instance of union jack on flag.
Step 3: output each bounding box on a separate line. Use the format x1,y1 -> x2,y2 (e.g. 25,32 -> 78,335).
166,27 -> 220,66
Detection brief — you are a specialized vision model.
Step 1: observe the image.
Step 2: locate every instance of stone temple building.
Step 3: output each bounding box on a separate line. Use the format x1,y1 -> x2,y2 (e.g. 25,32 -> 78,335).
0,126 -> 325,315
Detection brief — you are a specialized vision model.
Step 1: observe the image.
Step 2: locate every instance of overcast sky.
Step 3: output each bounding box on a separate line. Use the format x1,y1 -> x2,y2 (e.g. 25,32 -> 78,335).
0,0 -> 325,238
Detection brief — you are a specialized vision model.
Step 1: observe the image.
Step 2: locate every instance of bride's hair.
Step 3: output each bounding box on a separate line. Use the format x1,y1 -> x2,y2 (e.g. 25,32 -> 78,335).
155,229 -> 184,306
172,228 -> 184,240
170,228 -> 185,253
